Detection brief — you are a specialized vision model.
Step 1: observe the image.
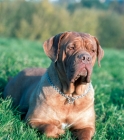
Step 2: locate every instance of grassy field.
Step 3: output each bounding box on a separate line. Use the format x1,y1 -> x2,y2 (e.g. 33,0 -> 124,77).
0,38 -> 124,140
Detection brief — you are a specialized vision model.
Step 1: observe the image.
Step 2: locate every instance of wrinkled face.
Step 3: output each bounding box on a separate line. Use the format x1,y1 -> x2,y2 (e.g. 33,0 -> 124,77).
59,33 -> 98,85
43,32 -> 104,86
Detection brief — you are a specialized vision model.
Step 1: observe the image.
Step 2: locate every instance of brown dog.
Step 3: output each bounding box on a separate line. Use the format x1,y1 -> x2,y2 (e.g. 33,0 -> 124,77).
3,32 -> 104,140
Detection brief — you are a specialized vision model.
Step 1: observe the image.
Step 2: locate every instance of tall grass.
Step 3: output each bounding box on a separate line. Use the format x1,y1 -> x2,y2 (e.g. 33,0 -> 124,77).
0,38 -> 124,140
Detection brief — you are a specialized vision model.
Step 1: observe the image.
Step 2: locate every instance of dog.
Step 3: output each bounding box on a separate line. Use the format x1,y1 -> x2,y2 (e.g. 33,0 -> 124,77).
3,31 -> 104,140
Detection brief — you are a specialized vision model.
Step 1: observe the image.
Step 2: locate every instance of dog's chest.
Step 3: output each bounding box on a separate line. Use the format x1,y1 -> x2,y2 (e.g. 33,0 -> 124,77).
39,97 -> 92,128
38,84 -> 94,129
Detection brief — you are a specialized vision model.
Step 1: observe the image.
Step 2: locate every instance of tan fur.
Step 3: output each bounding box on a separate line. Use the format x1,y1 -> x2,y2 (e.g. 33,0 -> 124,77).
3,32 -> 104,140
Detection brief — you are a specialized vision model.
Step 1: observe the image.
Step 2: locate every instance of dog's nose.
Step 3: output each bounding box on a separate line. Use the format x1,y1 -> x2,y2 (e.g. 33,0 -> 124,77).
77,53 -> 91,63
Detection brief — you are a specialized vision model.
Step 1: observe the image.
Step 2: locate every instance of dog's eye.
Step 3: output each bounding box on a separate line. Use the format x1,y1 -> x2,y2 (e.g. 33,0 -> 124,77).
68,45 -> 75,50
92,49 -> 96,53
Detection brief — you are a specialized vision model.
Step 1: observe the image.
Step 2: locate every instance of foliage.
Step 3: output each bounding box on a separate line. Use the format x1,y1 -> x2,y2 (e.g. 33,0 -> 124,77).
80,0 -> 108,9
0,38 -> 124,139
67,0 -> 124,14
0,1 -> 124,48
97,11 -> 124,48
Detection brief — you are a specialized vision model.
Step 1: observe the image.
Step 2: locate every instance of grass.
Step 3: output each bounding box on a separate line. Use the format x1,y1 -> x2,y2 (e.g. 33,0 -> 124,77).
0,38 -> 124,140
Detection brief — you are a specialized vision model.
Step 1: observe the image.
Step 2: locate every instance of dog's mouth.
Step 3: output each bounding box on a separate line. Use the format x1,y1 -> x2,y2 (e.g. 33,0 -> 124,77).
73,74 -> 86,83
67,62 -> 92,85
71,69 -> 90,84
74,75 -> 87,85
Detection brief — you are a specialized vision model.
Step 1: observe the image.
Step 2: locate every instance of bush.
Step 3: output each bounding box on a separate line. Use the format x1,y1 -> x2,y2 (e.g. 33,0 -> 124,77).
0,1 -> 124,48
97,11 -> 124,48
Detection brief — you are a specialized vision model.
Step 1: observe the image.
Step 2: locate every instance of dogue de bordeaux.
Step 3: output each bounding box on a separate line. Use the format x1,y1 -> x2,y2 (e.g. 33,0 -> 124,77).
3,32 -> 104,140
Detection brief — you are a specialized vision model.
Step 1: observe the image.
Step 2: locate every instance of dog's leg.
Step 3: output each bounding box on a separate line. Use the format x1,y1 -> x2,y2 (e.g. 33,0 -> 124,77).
39,124 -> 65,138
28,120 -> 65,138
73,127 -> 94,140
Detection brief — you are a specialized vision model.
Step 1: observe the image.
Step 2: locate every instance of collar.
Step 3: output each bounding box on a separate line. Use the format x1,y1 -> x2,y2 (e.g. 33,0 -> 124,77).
46,72 -> 92,104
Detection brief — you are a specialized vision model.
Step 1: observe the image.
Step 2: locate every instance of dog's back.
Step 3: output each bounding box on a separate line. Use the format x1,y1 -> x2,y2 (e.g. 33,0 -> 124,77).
3,68 -> 46,112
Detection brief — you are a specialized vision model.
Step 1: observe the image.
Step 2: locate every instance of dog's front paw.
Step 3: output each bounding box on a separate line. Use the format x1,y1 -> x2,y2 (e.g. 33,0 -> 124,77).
43,124 -> 65,138
73,127 -> 94,140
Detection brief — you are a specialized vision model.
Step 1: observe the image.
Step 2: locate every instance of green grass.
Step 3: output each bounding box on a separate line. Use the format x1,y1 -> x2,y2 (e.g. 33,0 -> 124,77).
0,38 -> 124,140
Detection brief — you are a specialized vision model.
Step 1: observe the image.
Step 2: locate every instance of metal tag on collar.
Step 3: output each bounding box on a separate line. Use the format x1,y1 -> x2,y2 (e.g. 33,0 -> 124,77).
67,97 -> 75,104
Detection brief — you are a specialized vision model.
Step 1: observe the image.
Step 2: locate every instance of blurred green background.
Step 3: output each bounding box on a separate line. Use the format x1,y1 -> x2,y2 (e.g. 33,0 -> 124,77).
0,0 -> 124,48
0,1 -> 124,140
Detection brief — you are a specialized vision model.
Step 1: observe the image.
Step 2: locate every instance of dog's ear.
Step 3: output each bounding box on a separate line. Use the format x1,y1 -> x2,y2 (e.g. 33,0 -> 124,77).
94,37 -> 104,66
43,32 -> 67,62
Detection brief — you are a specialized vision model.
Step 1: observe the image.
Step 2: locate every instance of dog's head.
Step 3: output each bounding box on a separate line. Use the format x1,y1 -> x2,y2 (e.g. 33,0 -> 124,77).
43,32 -> 104,86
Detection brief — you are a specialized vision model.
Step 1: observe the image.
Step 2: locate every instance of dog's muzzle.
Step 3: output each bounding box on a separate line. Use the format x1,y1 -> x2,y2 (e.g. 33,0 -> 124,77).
77,53 -> 92,64
67,52 -> 93,84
